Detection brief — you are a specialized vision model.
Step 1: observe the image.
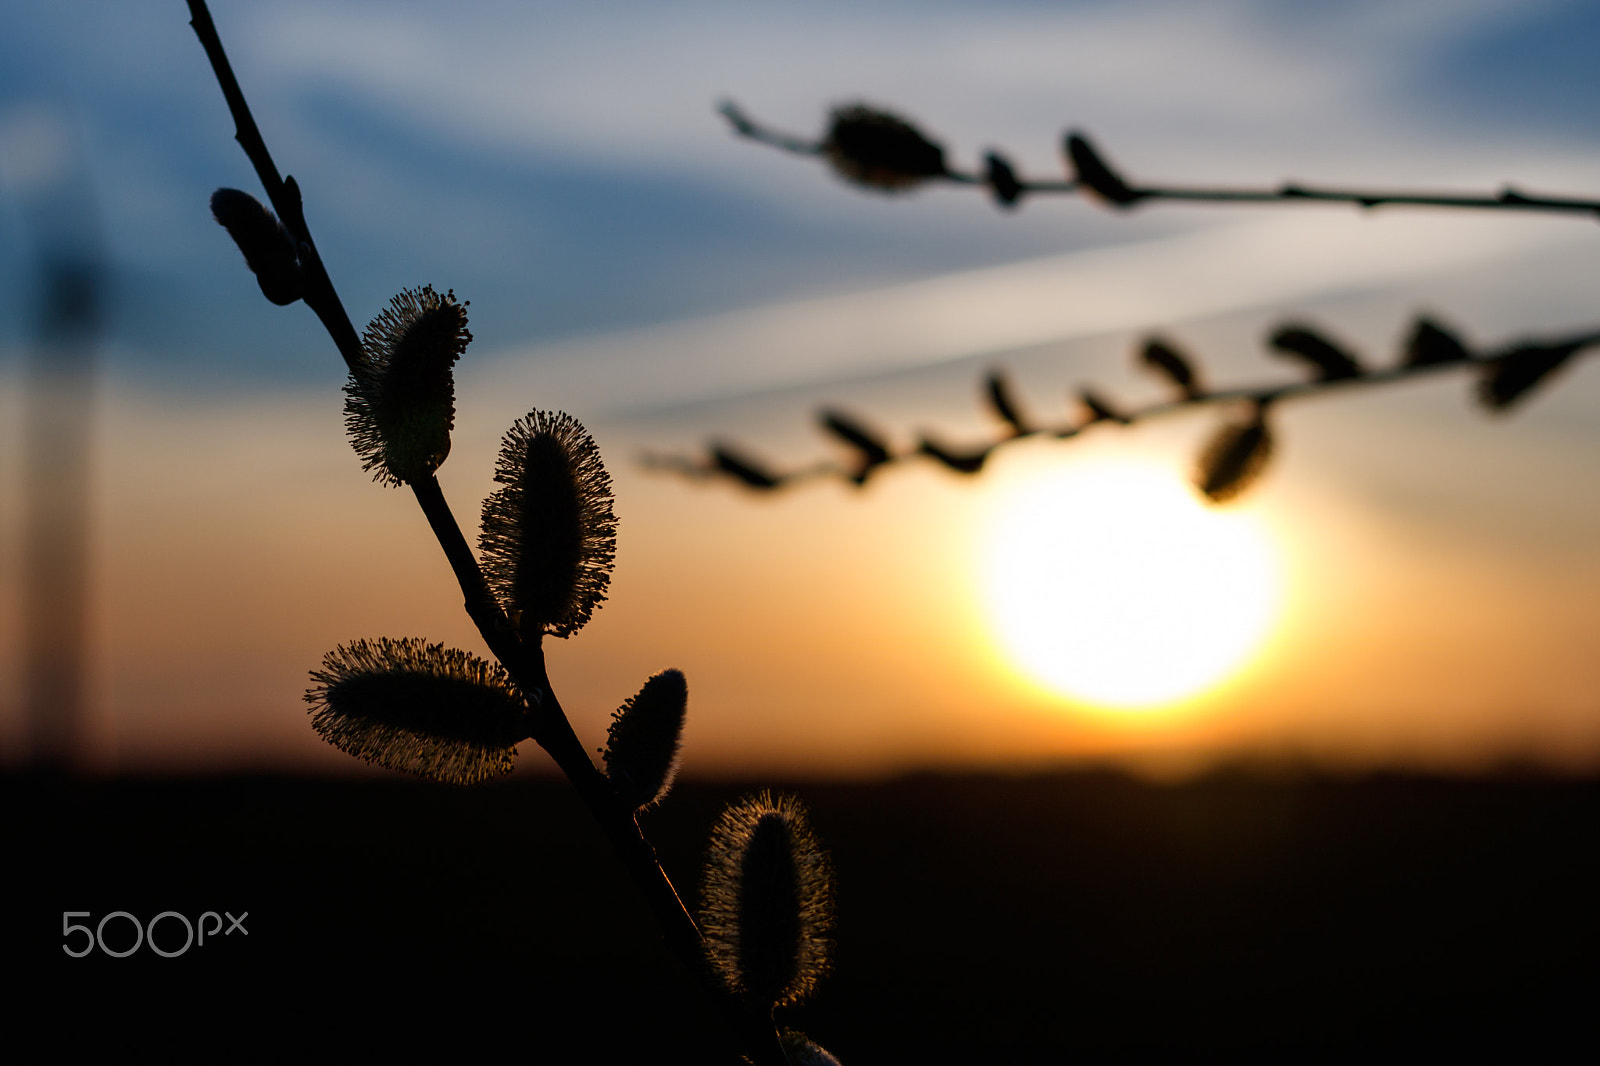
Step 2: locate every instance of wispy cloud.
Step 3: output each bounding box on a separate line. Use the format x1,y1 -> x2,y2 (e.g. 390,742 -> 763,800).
466,208 -> 1595,416
245,0 -> 1542,182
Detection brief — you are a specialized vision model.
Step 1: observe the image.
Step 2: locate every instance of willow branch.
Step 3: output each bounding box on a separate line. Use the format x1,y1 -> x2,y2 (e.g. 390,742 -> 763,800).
720,99 -> 1078,195
191,7 -> 787,1061
190,1 -> 504,691
411,480 -> 706,976
532,679 -> 787,1063
1113,182 -> 1600,216
408,476 -> 528,681
647,325 -> 1600,493
414,470 -> 781,1060
187,0 -> 363,367
718,100 -> 824,157
720,99 -> 1600,218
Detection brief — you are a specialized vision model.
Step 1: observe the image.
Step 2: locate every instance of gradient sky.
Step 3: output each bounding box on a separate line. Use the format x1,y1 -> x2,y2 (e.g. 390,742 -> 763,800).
3,0 -> 1599,777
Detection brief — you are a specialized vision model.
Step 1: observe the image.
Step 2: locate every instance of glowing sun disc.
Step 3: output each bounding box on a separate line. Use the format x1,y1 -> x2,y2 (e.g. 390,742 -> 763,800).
980,455 -> 1283,710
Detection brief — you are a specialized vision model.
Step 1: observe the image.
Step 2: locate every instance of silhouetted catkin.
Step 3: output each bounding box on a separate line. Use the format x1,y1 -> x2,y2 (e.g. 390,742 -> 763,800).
1269,324 -> 1362,381
1140,336 -> 1203,398
479,410 -> 617,637
1403,316 -> 1471,367
1079,387 -> 1131,425
822,104 -> 947,192
603,669 -> 688,811
985,370 -> 1033,435
1196,410 -> 1273,503
1063,131 -> 1143,207
344,286 -> 472,486
305,638 -> 528,785
210,187 -> 303,305
819,408 -> 892,484
984,151 -> 1024,208
701,792 -> 834,1011
1478,341 -> 1584,411
711,442 -> 784,489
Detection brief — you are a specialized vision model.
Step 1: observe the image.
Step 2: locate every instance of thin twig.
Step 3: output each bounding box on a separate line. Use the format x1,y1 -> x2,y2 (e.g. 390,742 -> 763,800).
408,476 -> 528,683
719,99 -> 1077,194
187,0 -> 363,367
718,100 -> 823,157
1096,180 -> 1600,218
720,100 -> 1600,218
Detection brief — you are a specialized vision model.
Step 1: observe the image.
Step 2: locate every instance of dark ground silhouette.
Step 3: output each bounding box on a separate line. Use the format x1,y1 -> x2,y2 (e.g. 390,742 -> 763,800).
12,767 -> 1597,1060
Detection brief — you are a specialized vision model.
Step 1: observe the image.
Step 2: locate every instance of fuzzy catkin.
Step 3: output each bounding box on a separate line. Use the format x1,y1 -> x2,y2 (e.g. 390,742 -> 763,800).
823,104 -> 947,192
305,637 -> 527,785
700,792 -> 834,1010
344,286 -> 472,486
478,410 -> 617,637
1196,413 -> 1272,503
603,669 -> 688,810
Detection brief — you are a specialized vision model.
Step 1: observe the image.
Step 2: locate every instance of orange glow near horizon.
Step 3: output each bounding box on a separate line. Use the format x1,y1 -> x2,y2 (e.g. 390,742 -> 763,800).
6,382 -> 1600,780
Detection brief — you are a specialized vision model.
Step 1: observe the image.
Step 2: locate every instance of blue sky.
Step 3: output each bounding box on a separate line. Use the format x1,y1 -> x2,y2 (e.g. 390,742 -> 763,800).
4,0 -> 1600,394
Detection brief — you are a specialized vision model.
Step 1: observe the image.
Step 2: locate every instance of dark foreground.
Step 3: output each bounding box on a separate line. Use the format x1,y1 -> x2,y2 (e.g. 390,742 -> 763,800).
9,768 -> 1598,1061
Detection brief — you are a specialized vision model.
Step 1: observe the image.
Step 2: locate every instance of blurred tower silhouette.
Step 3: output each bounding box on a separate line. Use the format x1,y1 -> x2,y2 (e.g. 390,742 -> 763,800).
3,102 -> 105,771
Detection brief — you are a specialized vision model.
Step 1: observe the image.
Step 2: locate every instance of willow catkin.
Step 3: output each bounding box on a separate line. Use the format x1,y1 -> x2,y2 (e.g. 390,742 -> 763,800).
603,669 -> 688,811
305,638 -> 528,785
1196,412 -> 1273,504
478,410 -> 617,637
701,792 -> 834,1010
343,286 -> 471,486
823,104 -> 947,192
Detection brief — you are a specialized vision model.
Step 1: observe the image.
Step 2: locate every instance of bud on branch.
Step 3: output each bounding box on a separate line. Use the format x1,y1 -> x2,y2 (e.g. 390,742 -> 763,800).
344,286 -> 471,487
479,410 -> 618,638
305,638 -> 529,785
603,669 -> 688,811
211,187 -> 304,305
823,104 -> 948,193
701,792 -> 835,1012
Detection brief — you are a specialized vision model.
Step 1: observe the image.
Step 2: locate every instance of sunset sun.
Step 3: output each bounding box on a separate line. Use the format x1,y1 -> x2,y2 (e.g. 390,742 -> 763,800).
980,453 -> 1285,712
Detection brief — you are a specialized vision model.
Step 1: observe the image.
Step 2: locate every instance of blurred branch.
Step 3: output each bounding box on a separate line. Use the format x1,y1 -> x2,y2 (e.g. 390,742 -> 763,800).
648,317 -> 1600,502
721,99 -> 1600,219
1061,129 -> 1600,218
717,100 -> 823,157
720,99 -> 1076,202
641,442 -> 844,490
699,98 -> 1600,502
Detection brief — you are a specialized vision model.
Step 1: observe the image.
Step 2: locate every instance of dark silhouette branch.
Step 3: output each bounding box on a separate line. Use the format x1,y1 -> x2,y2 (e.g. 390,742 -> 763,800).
695,97 -> 1600,507
649,319 -> 1600,500
408,474 -> 530,688
720,99 -> 1077,198
187,0 -> 362,367
721,99 -> 1600,219
640,444 -> 845,490
718,100 -> 824,158
190,5 -> 789,1061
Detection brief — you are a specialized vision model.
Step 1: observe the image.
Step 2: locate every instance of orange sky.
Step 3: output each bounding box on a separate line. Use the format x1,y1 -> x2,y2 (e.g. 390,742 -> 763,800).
4,312 -> 1597,779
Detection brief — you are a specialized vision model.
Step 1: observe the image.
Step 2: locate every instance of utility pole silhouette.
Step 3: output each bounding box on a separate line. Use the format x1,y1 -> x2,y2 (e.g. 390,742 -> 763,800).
5,103 -> 105,772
